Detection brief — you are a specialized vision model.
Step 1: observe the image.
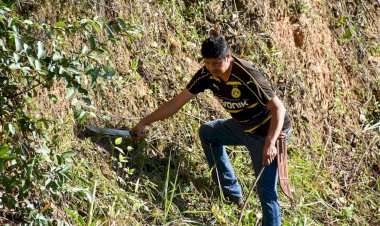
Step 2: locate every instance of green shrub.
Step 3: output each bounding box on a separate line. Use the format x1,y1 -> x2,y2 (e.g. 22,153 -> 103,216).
0,6 -> 139,224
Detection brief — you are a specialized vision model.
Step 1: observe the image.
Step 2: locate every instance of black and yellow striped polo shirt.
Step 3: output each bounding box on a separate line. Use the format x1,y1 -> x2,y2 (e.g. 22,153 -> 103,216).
186,56 -> 291,134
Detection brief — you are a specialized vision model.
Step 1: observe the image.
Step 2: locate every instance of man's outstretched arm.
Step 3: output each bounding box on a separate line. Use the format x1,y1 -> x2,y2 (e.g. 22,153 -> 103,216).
132,89 -> 196,138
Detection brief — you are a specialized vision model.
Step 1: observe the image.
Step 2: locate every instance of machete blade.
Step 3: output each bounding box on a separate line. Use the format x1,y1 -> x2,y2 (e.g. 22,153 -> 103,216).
85,125 -> 134,137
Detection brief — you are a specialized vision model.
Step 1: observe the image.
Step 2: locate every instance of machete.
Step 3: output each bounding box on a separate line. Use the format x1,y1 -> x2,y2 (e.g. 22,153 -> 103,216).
85,125 -> 135,137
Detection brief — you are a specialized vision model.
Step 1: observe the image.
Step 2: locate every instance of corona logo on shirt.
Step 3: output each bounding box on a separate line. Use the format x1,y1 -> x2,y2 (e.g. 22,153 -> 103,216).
219,99 -> 248,109
231,87 -> 241,98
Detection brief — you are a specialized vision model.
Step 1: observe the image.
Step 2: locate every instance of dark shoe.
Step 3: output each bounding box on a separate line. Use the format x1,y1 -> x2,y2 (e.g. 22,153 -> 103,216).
225,194 -> 243,206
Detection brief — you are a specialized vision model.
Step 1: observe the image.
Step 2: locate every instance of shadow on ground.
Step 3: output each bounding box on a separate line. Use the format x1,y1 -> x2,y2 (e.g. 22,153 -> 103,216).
75,124 -> 219,225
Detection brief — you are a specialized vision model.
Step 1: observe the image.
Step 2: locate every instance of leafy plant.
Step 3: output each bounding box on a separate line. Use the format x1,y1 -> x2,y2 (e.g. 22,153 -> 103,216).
0,5 -> 139,223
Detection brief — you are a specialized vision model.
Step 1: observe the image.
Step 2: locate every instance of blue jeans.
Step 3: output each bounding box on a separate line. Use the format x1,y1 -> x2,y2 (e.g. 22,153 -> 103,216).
199,118 -> 289,226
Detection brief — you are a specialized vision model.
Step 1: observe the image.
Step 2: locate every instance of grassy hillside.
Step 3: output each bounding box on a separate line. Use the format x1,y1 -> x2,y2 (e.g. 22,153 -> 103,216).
1,0 -> 379,225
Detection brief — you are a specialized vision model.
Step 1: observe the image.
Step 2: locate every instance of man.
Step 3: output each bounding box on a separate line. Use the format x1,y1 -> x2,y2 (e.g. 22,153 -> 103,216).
132,35 -> 291,225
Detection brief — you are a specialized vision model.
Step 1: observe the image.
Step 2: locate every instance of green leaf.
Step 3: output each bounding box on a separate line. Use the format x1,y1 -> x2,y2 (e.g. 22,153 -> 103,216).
2,7 -> 11,12
112,23 -> 121,33
9,63 -> 21,70
59,66 -> 66,75
115,146 -> 125,154
74,109 -> 87,123
336,17 -> 346,27
0,76 -> 8,84
64,208 -> 77,218
55,21 -> 67,28
23,19 -> 33,25
36,146 -> 50,155
64,208 -> 85,225
84,190 -> 94,203
65,88 -> 75,99
0,145 -> 10,157
49,94 -> 57,103
130,59 -> 138,71
103,69 -> 116,78
60,164 -> 71,172
0,155 -> 16,160
82,97 -> 92,105
21,67 -> 31,73
118,153 -> 127,163
62,151 -> 76,159
79,111 -> 87,120
78,87 -> 88,95
27,56 -> 35,67
89,54 -> 100,63
5,123 -> 16,135
81,44 -> 90,55
80,19 -> 90,25
3,85 -> 17,92
3,195 -> 17,209
15,35 -> 21,52
102,115 -> 111,121
88,35 -> 96,49
13,52 -> 20,63
66,67 -> 80,75
37,41 -> 46,59
23,43 -> 31,53
115,137 -> 122,145
73,21 -> 81,27
35,59 -> 41,70
37,121 -> 43,129
0,39 -> 7,51
91,21 -> 101,32
342,28 -> 352,41
52,51 -> 62,61
117,18 -> 127,30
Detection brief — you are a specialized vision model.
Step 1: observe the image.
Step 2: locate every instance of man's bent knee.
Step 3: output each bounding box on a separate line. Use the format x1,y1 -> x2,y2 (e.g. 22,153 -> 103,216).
198,122 -> 215,141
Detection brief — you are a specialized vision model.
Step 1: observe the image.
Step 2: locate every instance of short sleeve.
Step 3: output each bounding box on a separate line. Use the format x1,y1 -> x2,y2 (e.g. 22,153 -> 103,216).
247,68 -> 275,105
185,67 -> 210,94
